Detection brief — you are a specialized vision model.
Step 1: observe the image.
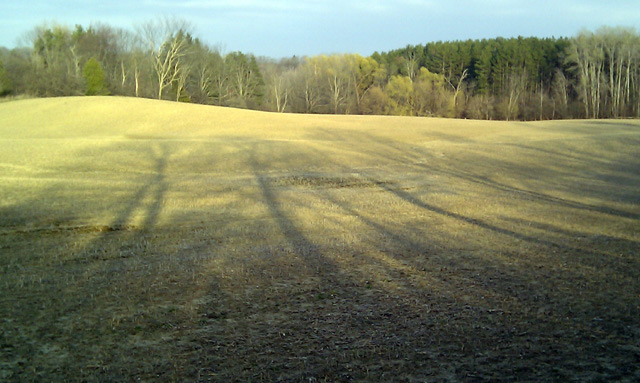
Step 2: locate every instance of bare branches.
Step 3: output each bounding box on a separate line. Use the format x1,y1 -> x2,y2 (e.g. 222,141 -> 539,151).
136,18 -> 194,100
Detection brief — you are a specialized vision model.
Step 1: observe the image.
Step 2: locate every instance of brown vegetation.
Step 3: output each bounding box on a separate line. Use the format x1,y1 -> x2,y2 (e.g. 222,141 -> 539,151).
1,97 -> 639,381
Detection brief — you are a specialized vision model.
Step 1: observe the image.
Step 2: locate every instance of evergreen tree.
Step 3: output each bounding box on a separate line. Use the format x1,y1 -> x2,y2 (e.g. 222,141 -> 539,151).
83,57 -> 110,95
224,52 -> 264,108
0,58 -> 11,96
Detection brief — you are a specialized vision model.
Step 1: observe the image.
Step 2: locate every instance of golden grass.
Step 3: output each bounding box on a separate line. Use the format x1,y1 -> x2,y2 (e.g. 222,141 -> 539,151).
1,96 -> 639,382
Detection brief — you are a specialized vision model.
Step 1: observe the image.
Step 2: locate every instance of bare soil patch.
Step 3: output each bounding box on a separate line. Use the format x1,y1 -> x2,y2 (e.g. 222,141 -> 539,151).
269,174 -> 389,189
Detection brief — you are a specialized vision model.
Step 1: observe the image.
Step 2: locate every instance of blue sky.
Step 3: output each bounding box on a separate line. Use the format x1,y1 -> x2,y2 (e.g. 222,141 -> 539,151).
1,1 -> 639,57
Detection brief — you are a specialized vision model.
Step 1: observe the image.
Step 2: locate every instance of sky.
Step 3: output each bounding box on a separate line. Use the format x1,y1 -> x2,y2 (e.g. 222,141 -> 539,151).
1,0 -> 639,58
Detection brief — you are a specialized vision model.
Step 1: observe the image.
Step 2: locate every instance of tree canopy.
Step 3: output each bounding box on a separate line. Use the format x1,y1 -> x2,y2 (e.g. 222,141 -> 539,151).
83,57 -> 110,95
1,20 -> 638,120
0,57 -> 11,96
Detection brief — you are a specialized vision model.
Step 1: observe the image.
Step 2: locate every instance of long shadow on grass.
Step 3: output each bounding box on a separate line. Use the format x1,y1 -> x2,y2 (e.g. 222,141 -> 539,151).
313,126 -> 640,285
249,139 -> 586,380
311,127 -> 640,220
181,131 -> 640,382
228,144 -> 388,380
195,141 -> 493,381
249,149 -> 324,261
63,142 -> 175,380
317,163 -> 639,382
111,143 -> 169,231
0,141 -> 188,382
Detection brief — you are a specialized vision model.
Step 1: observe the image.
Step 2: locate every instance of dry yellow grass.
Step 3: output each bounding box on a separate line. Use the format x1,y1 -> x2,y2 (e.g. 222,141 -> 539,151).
1,96 -> 639,382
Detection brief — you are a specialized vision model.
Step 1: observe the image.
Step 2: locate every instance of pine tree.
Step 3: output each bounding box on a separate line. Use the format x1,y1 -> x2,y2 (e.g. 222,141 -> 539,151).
0,58 -> 12,96
83,57 -> 110,95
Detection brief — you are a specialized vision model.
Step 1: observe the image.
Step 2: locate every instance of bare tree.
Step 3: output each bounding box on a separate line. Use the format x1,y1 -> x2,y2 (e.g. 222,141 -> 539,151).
550,69 -> 569,119
189,47 -> 222,104
259,58 -> 293,112
326,56 -> 354,114
292,58 -> 324,113
503,70 -> 528,120
447,68 -> 468,114
599,27 -> 639,117
137,18 -> 193,100
568,30 -> 605,118
403,50 -> 418,81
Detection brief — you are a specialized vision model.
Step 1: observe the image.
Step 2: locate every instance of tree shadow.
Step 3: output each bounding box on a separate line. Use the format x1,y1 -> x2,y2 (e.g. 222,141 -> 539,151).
4,123 -> 639,382
499,215 -> 640,277
310,126 -> 640,220
186,138 -> 515,381
197,142 -> 436,381
0,141 -> 199,382
288,127 -> 640,380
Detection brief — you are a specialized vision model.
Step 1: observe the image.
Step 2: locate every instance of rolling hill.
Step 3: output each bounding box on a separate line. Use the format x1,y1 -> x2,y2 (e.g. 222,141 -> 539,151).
1,96 -> 639,382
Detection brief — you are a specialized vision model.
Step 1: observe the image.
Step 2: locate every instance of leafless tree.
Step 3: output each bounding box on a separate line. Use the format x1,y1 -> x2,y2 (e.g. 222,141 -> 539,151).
137,18 -> 193,100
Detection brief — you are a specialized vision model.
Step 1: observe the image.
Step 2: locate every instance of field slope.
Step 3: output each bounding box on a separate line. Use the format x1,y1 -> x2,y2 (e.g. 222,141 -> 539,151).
1,96 -> 639,382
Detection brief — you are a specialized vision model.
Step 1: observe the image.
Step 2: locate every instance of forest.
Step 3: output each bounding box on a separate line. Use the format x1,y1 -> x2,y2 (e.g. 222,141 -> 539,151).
1,19 -> 639,120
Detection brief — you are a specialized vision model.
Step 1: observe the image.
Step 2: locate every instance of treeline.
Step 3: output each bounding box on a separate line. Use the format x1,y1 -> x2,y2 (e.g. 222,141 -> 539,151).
0,20 -> 265,109
1,20 -> 639,120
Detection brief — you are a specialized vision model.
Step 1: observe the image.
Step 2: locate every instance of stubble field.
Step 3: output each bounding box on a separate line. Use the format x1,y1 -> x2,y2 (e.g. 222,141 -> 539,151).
1,96 -> 639,382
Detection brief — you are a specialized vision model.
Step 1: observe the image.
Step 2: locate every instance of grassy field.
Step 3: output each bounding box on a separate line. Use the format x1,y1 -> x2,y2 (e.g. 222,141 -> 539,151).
1,96 -> 639,382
